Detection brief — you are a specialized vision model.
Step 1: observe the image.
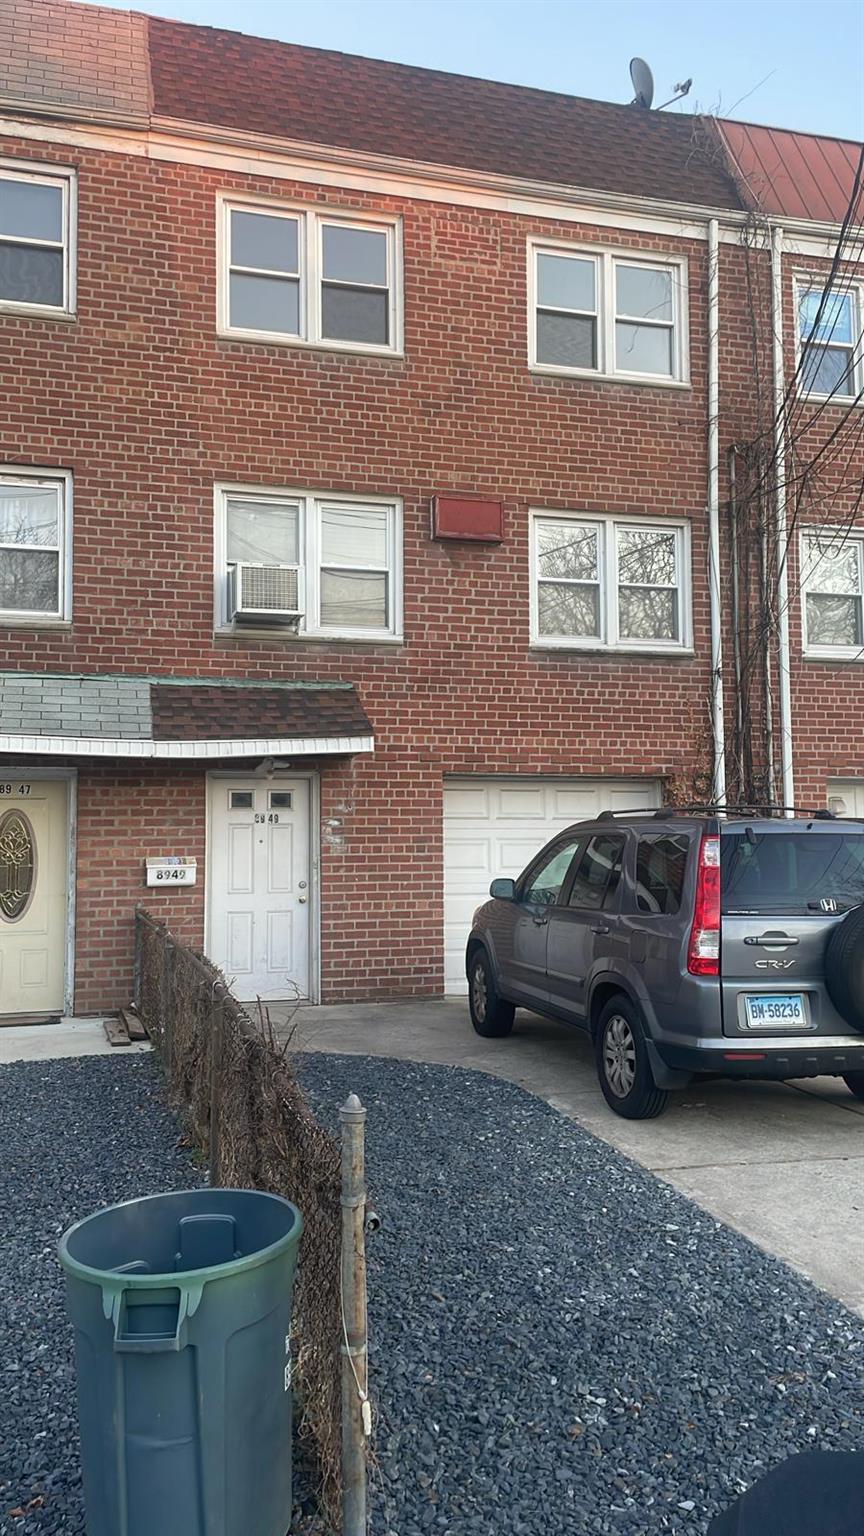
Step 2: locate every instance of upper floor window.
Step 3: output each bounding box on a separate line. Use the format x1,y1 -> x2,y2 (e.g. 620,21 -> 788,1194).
0,470 -> 71,622
215,485 -> 402,641
529,242 -> 687,384
796,280 -> 862,401
801,529 -> 864,657
220,198 -> 402,354
0,165 -> 75,316
530,511 -> 690,652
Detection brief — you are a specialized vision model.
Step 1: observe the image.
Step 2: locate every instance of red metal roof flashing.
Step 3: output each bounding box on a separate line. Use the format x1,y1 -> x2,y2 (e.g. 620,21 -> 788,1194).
715,118 -> 864,224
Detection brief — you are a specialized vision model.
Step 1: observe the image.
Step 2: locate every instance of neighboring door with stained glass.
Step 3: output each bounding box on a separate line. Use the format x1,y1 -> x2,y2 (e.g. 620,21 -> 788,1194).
0,778 -> 68,1018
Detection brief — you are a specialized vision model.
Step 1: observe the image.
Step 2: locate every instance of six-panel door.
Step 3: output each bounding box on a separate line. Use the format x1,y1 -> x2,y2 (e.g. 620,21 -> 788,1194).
207,778 -> 310,1002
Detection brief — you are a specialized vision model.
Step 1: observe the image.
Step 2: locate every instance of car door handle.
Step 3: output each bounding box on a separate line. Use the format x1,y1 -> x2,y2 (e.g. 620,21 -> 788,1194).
743,933 -> 798,947
532,915 -> 548,927
590,923 -> 610,935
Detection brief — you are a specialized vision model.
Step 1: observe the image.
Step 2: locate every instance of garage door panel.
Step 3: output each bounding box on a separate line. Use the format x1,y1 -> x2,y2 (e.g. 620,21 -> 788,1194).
444,776 -> 661,993
828,780 -> 864,817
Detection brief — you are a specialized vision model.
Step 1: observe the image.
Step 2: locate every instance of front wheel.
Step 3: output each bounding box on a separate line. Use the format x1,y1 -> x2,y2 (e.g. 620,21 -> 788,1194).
595,996 -> 668,1120
467,949 -> 515,1038
843,1072 -> 864,1102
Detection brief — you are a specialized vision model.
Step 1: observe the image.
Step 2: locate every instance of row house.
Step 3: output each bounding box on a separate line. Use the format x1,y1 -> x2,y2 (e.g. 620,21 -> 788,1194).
0,0 -> 862,1019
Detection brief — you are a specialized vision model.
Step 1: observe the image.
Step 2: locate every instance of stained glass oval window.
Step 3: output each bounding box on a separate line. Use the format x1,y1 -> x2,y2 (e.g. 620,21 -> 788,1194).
0,810 -> 36,922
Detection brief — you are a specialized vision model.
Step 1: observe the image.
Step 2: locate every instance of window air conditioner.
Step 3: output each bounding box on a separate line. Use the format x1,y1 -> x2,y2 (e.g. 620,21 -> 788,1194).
228,563 -> 303,624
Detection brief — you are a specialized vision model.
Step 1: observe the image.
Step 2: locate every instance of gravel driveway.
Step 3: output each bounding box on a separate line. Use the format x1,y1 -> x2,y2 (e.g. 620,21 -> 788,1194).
1,1051 -> 862,1536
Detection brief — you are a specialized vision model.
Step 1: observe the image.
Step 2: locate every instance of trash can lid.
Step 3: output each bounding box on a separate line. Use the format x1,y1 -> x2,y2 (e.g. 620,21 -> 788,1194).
59,1188 -> 303,1288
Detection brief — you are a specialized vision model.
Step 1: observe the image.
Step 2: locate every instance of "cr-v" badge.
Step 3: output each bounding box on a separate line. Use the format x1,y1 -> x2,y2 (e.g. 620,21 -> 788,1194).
754,958 -> 797,969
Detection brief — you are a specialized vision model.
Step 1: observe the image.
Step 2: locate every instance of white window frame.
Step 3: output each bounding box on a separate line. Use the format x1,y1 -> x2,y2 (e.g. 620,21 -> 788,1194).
217,196 -> 403,356
529,509 -> 691,653
0,466 -> 73,624
214,483 -> 403,641
0,160 -> 77,318
800,526 -> 864,660
793,274 -> 864,405
527,239 -> 689,386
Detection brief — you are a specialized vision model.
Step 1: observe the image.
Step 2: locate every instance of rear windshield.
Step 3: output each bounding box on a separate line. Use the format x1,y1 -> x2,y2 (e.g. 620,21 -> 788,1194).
721,831 -> 864,913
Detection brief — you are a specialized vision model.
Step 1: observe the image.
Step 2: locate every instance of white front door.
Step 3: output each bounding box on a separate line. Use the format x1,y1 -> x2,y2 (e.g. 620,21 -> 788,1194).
207,777 -> 311,1002
0,777 -> 68,1018
443,776 -> 662,993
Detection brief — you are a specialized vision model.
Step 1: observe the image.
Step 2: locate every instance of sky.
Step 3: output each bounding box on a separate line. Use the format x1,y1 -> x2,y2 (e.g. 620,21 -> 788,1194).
88,0 -> 864,141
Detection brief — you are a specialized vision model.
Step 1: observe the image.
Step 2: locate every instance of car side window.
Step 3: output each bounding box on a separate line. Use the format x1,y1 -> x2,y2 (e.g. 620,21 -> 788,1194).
522,839 -> 582,905
567,834 -> 626,910
635,833 -> 690,914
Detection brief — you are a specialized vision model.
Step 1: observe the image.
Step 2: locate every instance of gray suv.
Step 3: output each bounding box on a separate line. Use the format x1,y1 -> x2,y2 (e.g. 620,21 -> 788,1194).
465,808 -> 864,1119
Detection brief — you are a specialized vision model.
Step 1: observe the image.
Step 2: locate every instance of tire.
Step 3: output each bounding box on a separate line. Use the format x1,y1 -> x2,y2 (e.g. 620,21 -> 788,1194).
842,1073 -> 864,1101
825,906 -> 864,1030
467,948 -> 515,1038
595,995 -> 668,1120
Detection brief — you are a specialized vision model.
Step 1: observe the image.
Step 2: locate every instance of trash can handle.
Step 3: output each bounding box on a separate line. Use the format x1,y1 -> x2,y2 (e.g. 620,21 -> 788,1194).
103,1282 -> 204,1354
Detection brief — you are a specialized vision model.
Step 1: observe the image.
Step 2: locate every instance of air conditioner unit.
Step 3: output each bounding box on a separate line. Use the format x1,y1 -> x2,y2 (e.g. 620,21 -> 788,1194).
228,563 -> 303,624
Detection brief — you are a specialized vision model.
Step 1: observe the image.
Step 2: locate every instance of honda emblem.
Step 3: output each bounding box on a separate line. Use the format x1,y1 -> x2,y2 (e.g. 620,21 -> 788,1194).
820,897 -> 839,913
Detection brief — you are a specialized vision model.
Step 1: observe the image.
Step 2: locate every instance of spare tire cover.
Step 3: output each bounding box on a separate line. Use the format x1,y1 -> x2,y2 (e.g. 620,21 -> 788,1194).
824,905 -> 864,1030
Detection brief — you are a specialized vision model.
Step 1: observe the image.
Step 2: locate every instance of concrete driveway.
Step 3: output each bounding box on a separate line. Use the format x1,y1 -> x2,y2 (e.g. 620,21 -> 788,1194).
278,998 -> 864,1317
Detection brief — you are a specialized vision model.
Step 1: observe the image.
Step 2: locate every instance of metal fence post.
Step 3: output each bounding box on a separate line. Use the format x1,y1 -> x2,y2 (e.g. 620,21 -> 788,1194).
339,1094 -> 368,1536
161,935 -> 174,1068
132,908 -> 142,1014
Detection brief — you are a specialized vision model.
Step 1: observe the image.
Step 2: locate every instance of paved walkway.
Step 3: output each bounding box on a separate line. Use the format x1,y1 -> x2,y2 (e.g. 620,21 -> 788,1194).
272,998 -> 864,1316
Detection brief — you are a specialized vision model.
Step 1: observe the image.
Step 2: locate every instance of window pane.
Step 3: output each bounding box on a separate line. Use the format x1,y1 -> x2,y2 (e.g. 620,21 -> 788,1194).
0,243 -> 63,306
537,581 -> 600,638
536,254 -> 595,312
536,311 -> 596,368
801,344 -> 855,398
0,488 -> 59,546
616,264 -> 673,322
805,537 -> 861,595
320,569 -> 387,629
568,835 -> 625,910
615,320 -> 673,375
321,284 -> 388,344
231,211 -> 298,274
722,832 -> 864,914
798,288 -> 854,346
321,504 -> 388,567
0,549 -> 59,612
0,179 -> 63,242
536,521 -> 598,581
229,272 -> 299,334
805,592 -> 863,648
229,791 -> 253,809
524,841 -> 580,904
322,225 -> 387,286
618,586 -> 678,641
617,527 -> 678,586
227,500 -> 299,565
635,833 -> 689,914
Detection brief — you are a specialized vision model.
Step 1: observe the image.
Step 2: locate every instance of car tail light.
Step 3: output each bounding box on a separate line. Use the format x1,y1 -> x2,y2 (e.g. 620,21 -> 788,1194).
688,834 -> 721,976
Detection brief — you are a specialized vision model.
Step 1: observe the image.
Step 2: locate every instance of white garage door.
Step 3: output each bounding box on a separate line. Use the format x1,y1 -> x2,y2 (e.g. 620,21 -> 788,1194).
443,777 -> 662,993
828,780 -> 864,816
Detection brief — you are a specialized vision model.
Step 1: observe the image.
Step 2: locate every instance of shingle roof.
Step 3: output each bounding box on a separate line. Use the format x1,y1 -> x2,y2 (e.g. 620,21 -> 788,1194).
0,0 -> 150,125
146,16 -> 744,210
0,673 -> 373,755
715,119 -> 864,224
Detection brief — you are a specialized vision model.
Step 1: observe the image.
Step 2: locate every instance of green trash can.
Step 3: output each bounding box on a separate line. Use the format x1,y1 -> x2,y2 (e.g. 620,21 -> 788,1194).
59,1188 -> 303,1536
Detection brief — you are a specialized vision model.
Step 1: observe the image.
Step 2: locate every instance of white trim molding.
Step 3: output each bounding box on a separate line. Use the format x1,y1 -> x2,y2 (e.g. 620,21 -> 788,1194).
800,525 -> 864,661
0,157 -> 77,318
0,732 -> 375,759
792,271 -> 864,406
0,465 -> 73,624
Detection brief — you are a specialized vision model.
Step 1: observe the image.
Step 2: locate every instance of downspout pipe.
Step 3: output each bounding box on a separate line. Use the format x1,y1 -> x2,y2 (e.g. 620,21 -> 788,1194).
771,224 -> 796,815
707,218 -> 727,806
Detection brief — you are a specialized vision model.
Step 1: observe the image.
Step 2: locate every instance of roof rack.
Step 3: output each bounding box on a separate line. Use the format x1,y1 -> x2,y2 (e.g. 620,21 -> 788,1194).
596,804 -> 840,821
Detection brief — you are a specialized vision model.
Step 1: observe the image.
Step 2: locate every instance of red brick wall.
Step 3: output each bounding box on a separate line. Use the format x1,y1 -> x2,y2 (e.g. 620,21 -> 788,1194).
5,132 -> 857,1007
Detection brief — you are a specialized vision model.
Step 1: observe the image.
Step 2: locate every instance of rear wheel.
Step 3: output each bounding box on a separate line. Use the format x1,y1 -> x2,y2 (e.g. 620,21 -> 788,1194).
467,949 -> 515,1038
842,1072 -> 864,1102
595,995 -> 668,1120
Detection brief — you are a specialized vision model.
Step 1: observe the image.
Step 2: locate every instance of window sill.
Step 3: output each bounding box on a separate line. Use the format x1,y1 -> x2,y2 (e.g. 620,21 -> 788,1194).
215,625 -> 404,647
0,615 -> 72,629
796,391 -> 863,410
802,648 -> 864,663
529,364 -> 691,391
0,303 -> 76,323
217,328 -> 404,362
530,641 -> 695,659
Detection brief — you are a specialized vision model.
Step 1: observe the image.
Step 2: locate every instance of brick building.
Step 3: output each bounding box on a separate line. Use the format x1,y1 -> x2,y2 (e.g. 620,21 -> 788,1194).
0,0 -> 861,1018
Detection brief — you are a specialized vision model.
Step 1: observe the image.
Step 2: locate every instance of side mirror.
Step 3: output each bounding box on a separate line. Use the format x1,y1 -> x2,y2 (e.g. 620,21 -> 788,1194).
490,877 -> 517,901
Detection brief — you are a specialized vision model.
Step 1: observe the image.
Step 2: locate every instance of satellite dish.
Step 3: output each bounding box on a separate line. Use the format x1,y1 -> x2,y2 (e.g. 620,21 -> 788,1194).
629,57 -> 654,109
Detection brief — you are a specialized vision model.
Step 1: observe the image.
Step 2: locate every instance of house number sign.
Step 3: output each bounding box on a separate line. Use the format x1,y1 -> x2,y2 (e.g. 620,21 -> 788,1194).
145,857 -> 197,887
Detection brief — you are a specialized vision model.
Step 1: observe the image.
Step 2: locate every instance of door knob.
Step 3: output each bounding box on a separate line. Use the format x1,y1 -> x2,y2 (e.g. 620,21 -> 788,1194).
298,896 -> 307,904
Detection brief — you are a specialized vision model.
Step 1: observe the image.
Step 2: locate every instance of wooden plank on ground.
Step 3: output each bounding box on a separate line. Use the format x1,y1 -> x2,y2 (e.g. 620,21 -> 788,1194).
103,1015 -> 132,1048
121,1009 -> 147,1041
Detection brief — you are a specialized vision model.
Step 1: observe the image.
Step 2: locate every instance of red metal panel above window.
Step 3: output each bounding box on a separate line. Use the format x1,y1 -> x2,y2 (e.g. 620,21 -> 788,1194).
431,496 -> 504,543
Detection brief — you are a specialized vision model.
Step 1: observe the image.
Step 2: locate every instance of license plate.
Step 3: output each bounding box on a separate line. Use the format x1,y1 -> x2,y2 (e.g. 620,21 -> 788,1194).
743,993 -> 809,1029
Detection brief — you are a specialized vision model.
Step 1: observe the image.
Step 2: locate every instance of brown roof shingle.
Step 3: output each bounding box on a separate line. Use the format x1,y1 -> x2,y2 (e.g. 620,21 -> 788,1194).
149,682 -> 372,743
